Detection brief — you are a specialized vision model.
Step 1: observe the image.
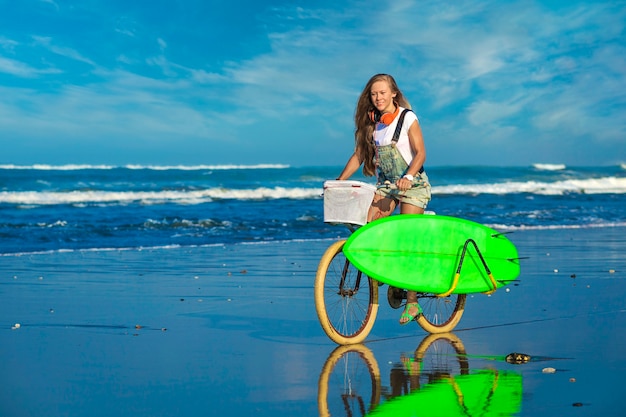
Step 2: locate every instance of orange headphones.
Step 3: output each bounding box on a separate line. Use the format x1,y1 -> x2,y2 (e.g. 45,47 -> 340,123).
369,104 -> 399,125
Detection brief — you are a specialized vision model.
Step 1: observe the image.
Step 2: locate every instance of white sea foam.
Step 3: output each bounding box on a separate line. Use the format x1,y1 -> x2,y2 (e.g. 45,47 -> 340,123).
0,163 -> 290,171
0,238 -> 345,257
532,163 -> 566,171
2,176 -> 626,205
0,243 -> 201,257
0,164 -> 117,170
124,164 -> 290,170
489,221 -> 626,231
0,187 -> 322,205
3,222 -> 625,257
434,176 -> 626,195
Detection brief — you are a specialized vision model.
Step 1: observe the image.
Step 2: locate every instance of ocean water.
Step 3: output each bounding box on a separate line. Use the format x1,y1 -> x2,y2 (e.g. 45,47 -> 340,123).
1,163 -> 625,255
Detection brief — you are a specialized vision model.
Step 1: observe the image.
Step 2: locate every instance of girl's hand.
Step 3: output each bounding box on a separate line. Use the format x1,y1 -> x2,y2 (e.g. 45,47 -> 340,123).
396,177 -> 412,191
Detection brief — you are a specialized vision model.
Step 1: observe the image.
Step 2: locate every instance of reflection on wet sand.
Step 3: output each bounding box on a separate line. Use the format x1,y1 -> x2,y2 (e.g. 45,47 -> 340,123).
318,333 -> 524,417
318,343 -> 381,417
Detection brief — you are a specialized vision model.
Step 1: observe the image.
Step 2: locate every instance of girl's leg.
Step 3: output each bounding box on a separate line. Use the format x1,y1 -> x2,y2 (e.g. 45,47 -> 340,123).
399,202 -> 425,324
400,203 -> 425,215
367,194 -> 397,222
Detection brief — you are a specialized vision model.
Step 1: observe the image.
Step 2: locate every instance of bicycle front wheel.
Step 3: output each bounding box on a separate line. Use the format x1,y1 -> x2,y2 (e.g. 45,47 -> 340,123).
314,240 -> 379,345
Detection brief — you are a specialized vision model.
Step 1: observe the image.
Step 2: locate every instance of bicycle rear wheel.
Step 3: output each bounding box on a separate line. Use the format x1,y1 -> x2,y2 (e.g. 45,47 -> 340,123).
416,293 -> 466,333
315,240 -> 379,345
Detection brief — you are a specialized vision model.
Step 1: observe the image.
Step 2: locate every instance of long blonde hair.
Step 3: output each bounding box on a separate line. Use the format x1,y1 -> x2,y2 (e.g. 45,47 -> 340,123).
354,74 -> 411,176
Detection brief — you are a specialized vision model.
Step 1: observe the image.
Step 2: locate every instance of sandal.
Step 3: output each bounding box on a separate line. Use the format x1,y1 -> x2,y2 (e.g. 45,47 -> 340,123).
399,302 -> 422,325
400,354 -> 417,376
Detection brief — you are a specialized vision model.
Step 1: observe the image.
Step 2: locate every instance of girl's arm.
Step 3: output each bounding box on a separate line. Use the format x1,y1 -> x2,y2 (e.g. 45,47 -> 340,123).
337,150 -> 362,180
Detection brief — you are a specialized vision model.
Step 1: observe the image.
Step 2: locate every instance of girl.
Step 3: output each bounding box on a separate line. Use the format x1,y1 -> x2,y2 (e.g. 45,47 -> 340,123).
337,73 -> 432,325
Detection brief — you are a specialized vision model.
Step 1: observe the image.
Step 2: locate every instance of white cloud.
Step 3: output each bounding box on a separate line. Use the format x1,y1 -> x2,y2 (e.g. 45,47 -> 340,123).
157,38 -> 167,51
39,0 -> 59,11
467,98 -> 526,126
1,0 -> 624,165
32,36 -> 96,66
0,37 -> 19,51
0,56 -> 61,77
0,56 -> 40,77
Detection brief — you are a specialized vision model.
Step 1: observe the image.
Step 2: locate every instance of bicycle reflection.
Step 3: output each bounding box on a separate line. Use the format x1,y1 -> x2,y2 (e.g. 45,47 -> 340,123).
318,333 -> 522,417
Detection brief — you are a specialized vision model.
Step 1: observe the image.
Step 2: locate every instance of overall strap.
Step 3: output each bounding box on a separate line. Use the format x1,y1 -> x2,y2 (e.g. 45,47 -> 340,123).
391,109 -> 411,143
391,109 -> 425,174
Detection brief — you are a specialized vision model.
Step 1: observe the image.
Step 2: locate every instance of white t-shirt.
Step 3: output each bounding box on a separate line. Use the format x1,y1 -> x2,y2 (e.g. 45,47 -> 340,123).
372,107 -> 419,166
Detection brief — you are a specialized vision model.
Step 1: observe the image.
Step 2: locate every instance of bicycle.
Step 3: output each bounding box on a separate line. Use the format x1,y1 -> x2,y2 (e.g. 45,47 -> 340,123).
315,180 -> 466,345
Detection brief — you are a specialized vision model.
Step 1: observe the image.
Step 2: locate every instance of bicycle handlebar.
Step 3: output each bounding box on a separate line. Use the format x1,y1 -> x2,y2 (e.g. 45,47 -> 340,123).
377,182 -> 398,190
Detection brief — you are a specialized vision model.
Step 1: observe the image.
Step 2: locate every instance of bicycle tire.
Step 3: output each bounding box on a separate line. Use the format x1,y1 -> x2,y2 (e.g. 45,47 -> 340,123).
314,240 -> 379,345
416,293 -> 466,334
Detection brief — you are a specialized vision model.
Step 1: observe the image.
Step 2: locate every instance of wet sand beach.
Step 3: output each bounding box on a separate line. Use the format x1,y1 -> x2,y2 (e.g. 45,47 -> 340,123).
1,227 -> 625,416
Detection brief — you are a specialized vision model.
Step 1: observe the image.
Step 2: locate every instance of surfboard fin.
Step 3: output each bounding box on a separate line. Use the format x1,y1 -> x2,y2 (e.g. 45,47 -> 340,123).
492,231 -> 514,238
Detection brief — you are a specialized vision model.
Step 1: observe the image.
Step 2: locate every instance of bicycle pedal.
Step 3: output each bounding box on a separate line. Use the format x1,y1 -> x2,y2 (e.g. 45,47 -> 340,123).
387,286 -> 405,309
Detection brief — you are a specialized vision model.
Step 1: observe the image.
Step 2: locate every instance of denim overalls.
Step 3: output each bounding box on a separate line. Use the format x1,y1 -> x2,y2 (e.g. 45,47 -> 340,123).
375,109 -> 431,207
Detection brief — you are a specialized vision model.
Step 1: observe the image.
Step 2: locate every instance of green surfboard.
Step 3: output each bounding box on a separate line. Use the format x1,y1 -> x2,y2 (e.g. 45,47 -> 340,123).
342,215 -> 520,294
367,370 -> 522,416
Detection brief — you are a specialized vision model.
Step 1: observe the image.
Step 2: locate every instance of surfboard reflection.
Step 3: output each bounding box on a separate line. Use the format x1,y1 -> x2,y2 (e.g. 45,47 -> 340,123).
317,333 -> 522,417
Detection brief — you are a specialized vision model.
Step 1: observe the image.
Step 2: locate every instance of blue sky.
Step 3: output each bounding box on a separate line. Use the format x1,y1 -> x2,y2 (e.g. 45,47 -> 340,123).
1,0 -> 625,167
